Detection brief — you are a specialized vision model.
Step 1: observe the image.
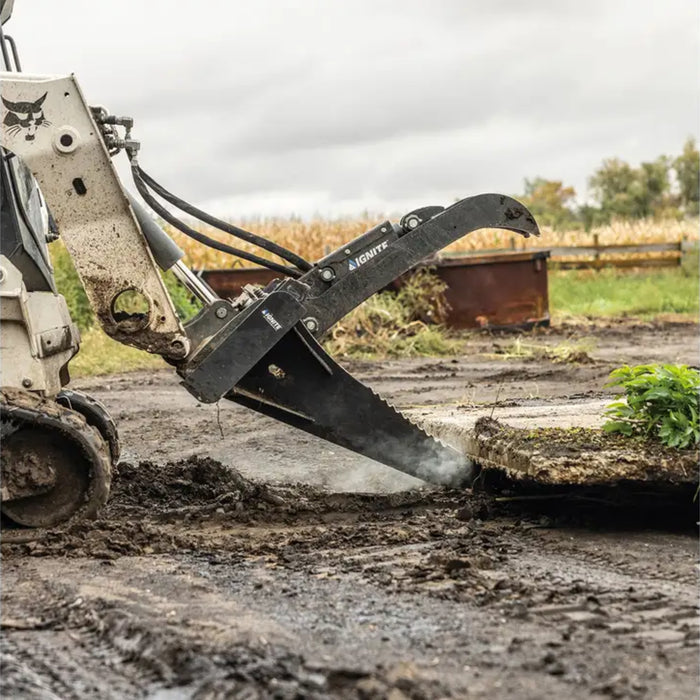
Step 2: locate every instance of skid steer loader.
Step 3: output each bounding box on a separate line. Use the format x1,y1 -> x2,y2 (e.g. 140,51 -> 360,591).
0,0 -> 539,534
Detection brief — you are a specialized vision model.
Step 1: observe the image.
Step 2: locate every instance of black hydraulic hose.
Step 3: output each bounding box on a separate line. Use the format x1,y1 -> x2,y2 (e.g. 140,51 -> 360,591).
136,166 -> 313,273
131,167 -> 301,278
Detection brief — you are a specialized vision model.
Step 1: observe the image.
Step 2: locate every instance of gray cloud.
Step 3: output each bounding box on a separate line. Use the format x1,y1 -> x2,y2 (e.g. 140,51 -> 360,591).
7,0 -> 698,219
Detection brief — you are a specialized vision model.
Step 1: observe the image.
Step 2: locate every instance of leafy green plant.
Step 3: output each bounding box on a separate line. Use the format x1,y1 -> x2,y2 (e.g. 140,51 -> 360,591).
603,364 -> 700,449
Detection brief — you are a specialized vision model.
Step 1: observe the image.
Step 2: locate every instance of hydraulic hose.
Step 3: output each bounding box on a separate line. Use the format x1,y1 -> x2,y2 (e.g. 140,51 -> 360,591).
131,166 -> 301,278
136,166 -> 312,273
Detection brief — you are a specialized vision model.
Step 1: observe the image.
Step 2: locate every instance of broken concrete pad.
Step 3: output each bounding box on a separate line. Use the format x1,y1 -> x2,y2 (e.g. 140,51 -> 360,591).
415,407 -> 698,487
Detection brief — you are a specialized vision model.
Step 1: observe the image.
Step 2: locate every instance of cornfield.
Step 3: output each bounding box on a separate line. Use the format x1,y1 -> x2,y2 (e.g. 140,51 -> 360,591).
167,216 -> 700,271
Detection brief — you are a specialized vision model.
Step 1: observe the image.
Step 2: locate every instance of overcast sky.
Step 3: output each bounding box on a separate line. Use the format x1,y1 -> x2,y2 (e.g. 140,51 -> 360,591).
8,0 -> 699,219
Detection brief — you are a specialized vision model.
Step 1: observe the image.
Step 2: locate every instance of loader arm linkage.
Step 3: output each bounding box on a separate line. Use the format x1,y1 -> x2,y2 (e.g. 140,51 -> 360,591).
1,71 -> 539,494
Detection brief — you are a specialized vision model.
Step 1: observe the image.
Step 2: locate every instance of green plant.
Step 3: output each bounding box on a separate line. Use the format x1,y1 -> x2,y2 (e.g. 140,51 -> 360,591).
603,364 -> 700,449
162,270 -> 202,321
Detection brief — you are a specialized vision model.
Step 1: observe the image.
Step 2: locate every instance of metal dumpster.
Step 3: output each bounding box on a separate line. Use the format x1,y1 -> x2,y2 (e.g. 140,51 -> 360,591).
200,249 -> 550,330
421,250 -> 550,329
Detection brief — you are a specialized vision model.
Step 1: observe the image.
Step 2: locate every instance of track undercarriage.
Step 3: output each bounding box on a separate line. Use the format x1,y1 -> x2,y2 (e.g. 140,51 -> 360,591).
0,389 -> 112,535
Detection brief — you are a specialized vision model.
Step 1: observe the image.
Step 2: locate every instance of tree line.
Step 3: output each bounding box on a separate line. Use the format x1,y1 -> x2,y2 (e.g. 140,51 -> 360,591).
520,137 -> 699,230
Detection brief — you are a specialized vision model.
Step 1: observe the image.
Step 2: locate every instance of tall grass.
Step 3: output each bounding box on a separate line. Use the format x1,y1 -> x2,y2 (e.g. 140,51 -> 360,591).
70,329 -> 164,377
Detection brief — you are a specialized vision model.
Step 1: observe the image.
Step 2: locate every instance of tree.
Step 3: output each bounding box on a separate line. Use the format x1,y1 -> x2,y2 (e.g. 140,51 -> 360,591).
674,137 -> 699,216
589,156 -> 671,221
520,178 -> 577,230
588,158 -> 636,221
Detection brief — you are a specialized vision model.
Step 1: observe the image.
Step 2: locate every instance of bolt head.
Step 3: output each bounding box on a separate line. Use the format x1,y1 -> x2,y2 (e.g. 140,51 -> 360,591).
215,307 -> 228,319
320,267 -> 335,281
22,378 -> 32,388
304,318 -> 319,332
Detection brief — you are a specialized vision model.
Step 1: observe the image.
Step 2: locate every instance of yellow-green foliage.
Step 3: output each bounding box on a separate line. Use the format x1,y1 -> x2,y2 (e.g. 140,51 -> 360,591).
490,337 -> 596,363
50,241 -> 93,330
169,217 -> 699,270
325,270 -> 459,359
70,328 -> 164,378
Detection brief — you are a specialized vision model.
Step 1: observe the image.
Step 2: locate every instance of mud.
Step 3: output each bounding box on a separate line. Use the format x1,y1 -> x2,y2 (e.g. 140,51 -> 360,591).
1,320 -> 698,698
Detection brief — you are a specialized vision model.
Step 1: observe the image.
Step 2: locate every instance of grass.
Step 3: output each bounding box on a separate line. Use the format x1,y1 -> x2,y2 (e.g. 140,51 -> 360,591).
490,337 -> 597,363
70,328 -> 164,378
549,266 -> 699,320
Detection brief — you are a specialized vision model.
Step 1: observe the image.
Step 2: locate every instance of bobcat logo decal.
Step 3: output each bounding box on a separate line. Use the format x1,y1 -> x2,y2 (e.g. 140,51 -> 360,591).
2,92 -> 51,141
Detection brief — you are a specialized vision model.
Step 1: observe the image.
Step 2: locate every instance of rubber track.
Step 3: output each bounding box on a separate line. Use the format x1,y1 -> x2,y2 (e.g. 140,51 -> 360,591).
0,387 -> 112,542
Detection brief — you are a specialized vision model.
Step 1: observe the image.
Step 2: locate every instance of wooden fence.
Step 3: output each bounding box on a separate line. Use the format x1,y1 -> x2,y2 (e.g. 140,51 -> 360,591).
443,238 -> 699,270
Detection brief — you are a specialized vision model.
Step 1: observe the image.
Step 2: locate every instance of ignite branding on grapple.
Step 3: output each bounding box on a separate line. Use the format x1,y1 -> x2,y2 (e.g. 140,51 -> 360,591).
348,240 -> 389,271
261,308 -> 282,331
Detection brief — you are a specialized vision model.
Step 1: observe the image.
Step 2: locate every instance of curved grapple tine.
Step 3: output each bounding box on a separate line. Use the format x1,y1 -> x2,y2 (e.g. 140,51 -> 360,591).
300,194 -> 539,335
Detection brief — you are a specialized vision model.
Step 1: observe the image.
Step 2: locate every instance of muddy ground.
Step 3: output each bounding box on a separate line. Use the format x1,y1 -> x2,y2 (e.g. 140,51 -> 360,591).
2,320 -> 698,699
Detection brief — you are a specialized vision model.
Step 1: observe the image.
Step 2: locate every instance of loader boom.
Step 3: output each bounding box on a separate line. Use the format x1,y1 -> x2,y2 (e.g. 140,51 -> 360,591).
1,74 -> 190,360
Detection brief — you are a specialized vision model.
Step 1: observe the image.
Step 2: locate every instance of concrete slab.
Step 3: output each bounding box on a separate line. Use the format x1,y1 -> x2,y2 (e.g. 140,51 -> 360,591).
408,399 -> 609,440
408,401 -> 698,488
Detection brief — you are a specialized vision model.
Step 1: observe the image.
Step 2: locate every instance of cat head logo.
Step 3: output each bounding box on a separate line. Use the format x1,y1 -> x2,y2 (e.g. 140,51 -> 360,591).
2,92 -> 51,141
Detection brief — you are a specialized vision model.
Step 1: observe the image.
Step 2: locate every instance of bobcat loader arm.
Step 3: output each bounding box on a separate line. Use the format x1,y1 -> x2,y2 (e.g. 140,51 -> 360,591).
1,71 -> 540,490
1,74 -> 189,360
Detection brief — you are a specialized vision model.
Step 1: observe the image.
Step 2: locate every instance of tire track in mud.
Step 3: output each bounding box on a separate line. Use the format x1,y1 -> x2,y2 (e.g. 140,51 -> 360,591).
2,448 -> 698,699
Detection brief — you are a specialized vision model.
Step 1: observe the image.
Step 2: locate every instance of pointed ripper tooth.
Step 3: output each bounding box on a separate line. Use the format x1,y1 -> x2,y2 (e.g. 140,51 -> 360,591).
228,326 -> 475,488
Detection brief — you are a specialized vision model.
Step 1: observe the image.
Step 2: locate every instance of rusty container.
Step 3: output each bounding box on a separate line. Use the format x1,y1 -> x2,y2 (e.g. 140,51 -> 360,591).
424,250 -> 550,329
200,249 -> 550,330
200,267 -> 280,298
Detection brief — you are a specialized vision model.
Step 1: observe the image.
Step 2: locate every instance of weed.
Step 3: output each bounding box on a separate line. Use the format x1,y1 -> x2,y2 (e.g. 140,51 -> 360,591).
491,337 -> 596,364
603,364 -> 700,449
325,270 -> 459,359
